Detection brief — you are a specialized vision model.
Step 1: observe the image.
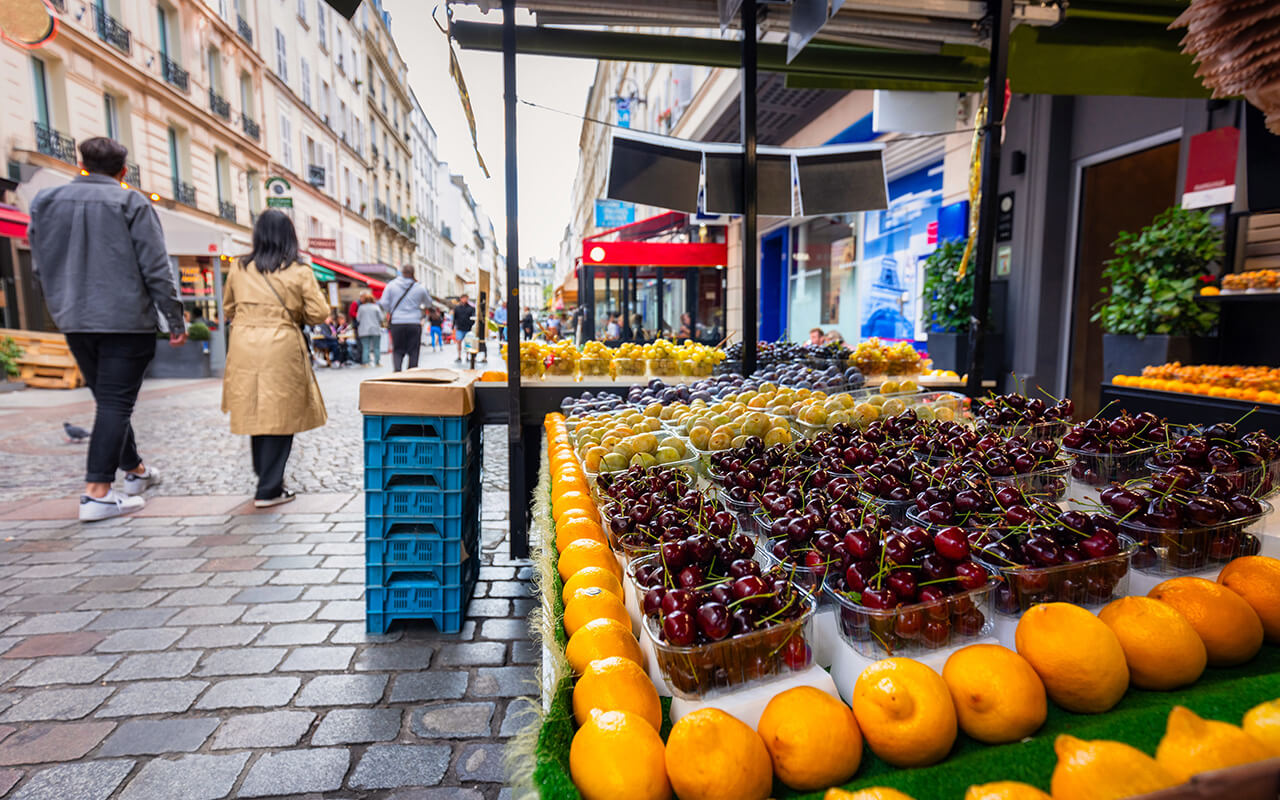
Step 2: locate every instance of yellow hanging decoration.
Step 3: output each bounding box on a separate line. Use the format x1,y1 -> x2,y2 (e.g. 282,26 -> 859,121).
956,98 -> 986,281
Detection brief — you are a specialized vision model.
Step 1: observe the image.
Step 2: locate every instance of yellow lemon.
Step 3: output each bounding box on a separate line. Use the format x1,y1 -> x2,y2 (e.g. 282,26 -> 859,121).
1156,705 -> 1273,781
566,618 -> 643,675
665,708 -> 772,800
851,658 -> 957,767
942,644 -> 1046,744
1243,699 -> 1280,755
825,789 -> 916,800
1097,596 -> 1206,690
572,656 -> 661,731
569,710 -> 671,800
1150,576 -> 1264,666
757,686 -> 862,791
1014,603 -> 1128,713
963,781 -> 1052,800
1050,735 -> 1180,800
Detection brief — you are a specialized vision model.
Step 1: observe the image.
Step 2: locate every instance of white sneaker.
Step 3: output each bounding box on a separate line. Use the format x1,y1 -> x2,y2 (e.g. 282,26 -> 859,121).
253,489 -> 296,509
80,491 -> 145,522
122,466 -> 161,496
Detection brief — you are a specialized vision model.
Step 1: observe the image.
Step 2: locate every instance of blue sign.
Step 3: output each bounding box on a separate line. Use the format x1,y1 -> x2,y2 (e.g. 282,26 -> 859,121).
616,98 -> 632,128
595,199 -> 636,229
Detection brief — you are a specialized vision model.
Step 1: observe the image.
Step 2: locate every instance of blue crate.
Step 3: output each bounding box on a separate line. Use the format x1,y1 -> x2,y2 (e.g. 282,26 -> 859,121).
363,426 -> 479,470
366,522 -> 479,567
366,513 -> 477,541
366,558 -> 475,587
364,415 -> 471,443
364,459 -> 480,492
365,479 -> 477,518
366,559 -> 478,634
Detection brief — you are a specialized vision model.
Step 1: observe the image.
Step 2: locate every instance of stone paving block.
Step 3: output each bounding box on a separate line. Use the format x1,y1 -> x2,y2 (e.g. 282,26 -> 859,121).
196,677 -> 301,710
103,651 -> 201,682
263,555 -> 323,570
0,721 -> 116,765
329,622 -> 403,645
386,789 -> 484,800
197,647 -> 286,676
13,564 -> 85,579
233,586 -> 304,604
141,535 -> 196,548
97,717 -> 221,756
76,590 -> 168,610
499,701 -> 540,737
198,554 -> 264,568
210,710 -> 315,750
0,660 -> 33,686
117,752 -> 250,800
12,655 -> 118,687
147,547 -> 208,561
318,600 -> 365,621
436,642 -> 505,667
95,627 -> 184,653
180,516 -> 232,527
3,631 -> 103,659
76,576 -> 145,593
134,558 -> 206,575
166,605 -> 246,626
279,646 -> 356,672
302,584 -> 364,601
192,534 -> 249,546
389,672 -> 469,703
6,594 -> 88,613
139,573 -> 210,589
157,587 -> 239,607
479,619 -> 529,640
96,681 -> 207,718
511,598 -> 536,617
238,748 -> 349,797
312,542 -> 361,555
240,601 -> 320,623
246,534 -> 299,546
205,570 -> 272,587
348,744 -> 450,791
467,599 -> 511,619
455,743 -> 507,783
311,707 -> 401,745
320,555 -> 364,570
254,622 -> 334,646
270,568 -> 340,585
7,611 -> 99,636
9,759 -> 133,800
336,567 -> 364,583
0,769 -> 19,797
354,643 -> 433,672
471,667 -> 537,698
487,581 -> 531,598
477,566 -> 515,581
85,608 -> 178,631
412,702 -> 494,739
295,674 -> 388,707
176,625 -> 263,649
0,687 -> 113,722
511,640 -> 538,665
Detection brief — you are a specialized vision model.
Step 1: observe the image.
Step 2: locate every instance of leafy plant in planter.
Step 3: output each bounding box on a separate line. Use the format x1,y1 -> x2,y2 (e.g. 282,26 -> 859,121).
1092,206 -> 1220,337
187,321 -> 211,342
0,337 -> 22,379
922,239 -> 974,333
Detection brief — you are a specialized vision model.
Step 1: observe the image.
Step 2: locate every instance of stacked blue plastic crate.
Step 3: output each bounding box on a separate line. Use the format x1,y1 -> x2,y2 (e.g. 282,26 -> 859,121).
363,414 -> 482,634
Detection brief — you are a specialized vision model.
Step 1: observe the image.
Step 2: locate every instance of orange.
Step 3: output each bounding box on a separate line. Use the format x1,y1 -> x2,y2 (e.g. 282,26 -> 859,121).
757,686 -> 862,790
566,617 -> 643,674
1243,699 -> 1280,755
556,515 -> 607,553
1050,735 -> 1179,800
572,656 -> 661,731
942,644 -> 1046,744
1098,596 -> 1206,690
1015,603 -> 1128,714
552,471 -> 589,497
1149,576 -> 1264,666
557,504 -> 601,529
851,658 -> 957,767
665,708 -> 772,800
1156,705 -> 1272,782
563,587 -> 631,638
558,538 -> 621,582
825,789 -> 916,800
963,782 -> 1051,800
1219,556 -> 1280,642
562,566 -> 624,605
569,710 -> 671,800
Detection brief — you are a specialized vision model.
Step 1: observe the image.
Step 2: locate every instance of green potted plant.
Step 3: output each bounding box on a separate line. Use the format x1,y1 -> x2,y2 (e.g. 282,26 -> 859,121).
146,320 -> 213,379
922,239 -> 1003,377
0,336 -> 23,391
1092,206 -> 1221,381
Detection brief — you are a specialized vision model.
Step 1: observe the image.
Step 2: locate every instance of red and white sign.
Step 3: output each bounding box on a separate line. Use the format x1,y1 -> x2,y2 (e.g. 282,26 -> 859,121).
582,240 -> 728,268
308,237 -> 337,251
1182,127 -> 1240,209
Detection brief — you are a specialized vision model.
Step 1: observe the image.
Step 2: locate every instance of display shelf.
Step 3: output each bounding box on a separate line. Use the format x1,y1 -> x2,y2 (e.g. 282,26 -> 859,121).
1198,291 -> 1280,303
1100,383 -> 1280,437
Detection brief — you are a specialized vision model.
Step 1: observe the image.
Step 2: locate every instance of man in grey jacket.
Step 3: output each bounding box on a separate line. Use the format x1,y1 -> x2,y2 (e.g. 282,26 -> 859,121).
378,264 -> 429,371
28,137 -> 187,522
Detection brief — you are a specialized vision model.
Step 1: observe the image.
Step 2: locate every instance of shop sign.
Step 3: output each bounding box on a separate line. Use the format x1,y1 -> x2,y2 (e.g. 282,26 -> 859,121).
179,264 -> 214,297
265,176 -> 293,209
594,199 -> 635,229
1182,127 -> 1239,209
997,192 -> 1015,242
997,245 -> 1012,277
308,237 -> 337,251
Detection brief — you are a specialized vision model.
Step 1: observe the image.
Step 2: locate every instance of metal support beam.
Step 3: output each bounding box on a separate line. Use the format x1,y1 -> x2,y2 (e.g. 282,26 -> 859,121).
741,0 -> 758,376
966,0 -> 1010,396
502,0 -> 528,560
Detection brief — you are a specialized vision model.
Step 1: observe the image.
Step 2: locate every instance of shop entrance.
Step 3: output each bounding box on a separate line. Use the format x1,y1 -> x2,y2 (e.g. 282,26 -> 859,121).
1067,139 -> 1180,416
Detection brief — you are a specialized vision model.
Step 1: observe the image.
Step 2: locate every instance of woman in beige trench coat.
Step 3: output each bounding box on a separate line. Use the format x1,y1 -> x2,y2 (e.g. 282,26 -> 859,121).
222,210 -> 330,508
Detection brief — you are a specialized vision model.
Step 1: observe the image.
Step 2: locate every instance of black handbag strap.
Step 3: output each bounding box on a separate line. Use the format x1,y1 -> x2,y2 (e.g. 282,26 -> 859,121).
386,279 -> 412,320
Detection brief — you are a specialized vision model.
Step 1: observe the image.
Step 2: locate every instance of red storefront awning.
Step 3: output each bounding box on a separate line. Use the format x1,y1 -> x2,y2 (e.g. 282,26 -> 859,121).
310,255 -> 387,298
581,210 -> 726,267
0,206 -> 30,240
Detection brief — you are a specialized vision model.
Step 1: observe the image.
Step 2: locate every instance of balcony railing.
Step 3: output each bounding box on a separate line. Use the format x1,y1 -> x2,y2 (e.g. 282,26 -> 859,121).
218,200 -> 236,222
307,164 -> 325,186
33,122 -> 76,165
172,179 -> 196,206
241,115 -> 260,141
48,0 -> 65,11
237,14 -> 253,45
96,11 -> 131,56
124,162 -> 140,187
209,89 -> 231,121
160,54 -> 188,92
371,143 -> 379,158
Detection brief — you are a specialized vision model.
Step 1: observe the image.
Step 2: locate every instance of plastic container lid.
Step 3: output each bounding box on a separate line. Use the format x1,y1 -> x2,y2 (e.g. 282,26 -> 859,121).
1115,498 -> 1273,575
822,573 -> 994,659
975,533 -> 1136,615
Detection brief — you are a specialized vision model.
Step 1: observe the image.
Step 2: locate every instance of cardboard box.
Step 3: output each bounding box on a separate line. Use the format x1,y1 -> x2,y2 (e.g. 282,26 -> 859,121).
359,369 -> 480,417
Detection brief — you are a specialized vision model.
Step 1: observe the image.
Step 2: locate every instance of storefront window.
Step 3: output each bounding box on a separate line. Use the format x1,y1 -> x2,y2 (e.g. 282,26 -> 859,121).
179,257 -> 220,329
586,265 -> 725,345
789,216 -> 857,342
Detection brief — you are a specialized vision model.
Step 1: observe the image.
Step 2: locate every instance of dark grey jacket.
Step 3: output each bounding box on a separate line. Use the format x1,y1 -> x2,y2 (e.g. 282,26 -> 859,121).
28,174 -> 185,334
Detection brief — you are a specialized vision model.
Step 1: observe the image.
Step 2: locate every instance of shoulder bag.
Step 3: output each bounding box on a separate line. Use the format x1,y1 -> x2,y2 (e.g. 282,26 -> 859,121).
382,280 -> 411,329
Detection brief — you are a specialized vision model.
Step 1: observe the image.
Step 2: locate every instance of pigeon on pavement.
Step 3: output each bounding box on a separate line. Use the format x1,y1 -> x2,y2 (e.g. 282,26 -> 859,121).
63,422 -> 90,443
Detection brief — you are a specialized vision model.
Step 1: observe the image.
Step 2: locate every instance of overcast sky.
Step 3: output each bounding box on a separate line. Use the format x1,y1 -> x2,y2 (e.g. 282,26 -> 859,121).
381,2 -> 596,263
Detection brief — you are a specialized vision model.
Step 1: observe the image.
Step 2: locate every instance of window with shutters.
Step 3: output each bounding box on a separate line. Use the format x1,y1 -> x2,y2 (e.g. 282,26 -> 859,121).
275,29 -> 287,82
296,0 -> 306,24
317,1 -> 327,49
280,112 -> 293,171
300,59 -> 311,107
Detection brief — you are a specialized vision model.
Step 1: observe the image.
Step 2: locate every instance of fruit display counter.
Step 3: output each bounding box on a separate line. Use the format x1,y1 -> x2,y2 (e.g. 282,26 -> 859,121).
508,393 -> 1280,800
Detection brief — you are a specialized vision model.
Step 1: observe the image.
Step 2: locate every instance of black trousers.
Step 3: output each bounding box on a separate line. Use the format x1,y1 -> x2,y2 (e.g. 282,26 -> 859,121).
389,324 -> 422,372
250,434 -> 293,500
65,333 -> 156,484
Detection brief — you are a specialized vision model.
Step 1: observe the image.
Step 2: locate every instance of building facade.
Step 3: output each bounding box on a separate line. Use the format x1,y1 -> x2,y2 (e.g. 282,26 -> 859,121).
409,91 -> 445,298
360,0 -> 415,273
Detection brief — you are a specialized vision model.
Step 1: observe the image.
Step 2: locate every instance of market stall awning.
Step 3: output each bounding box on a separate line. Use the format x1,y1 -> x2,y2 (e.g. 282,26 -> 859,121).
0,206 -> 29,240
310,255 -> 387,298
309,262 -> 337,282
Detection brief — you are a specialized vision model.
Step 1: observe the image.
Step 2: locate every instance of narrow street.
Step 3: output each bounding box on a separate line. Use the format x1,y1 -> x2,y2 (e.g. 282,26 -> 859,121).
0,346 -> 530,799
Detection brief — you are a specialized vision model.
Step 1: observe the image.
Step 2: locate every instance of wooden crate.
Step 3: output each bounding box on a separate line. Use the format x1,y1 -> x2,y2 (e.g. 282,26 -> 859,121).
0,328 -> 84,390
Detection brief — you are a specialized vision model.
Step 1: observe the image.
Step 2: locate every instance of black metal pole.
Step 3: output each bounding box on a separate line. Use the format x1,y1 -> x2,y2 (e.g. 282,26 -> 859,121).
741,0 -> 758,375
966,0 -> 1010,396
502,0 -> 527,560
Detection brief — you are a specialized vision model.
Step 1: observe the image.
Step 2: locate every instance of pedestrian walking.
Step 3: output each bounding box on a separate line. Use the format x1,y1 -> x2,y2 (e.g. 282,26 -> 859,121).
427,307 -> 444,351
520,306 -> 534,340
495,301 -> 508,342
379,265 -> 430,371
222,210 -> 329,508
453,294 -> 475,362
356,293 -> 384,366
28,137 -> 185,521
347,295 -> 362,364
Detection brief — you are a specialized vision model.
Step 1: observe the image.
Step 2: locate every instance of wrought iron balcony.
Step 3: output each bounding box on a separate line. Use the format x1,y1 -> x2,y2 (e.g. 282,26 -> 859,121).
172,179 -> 196,206
33,122 -> 76,165
218,200 -> 236,222
124,162 -> 140,187
160,54 -> 188,92
371,143 -> 379,158
96,11 -> 131,55
241,114 -> 260,141
209,89 -> 230,121
307,164 -> 325,186
237,14 -> 253,45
